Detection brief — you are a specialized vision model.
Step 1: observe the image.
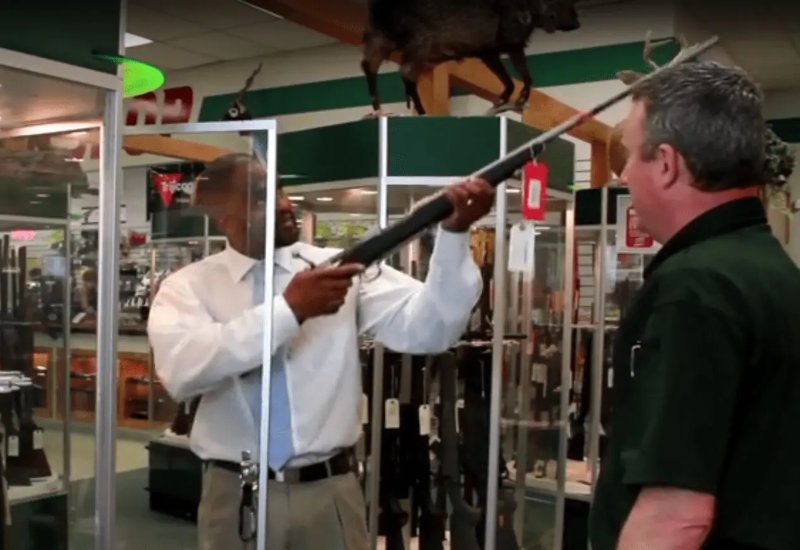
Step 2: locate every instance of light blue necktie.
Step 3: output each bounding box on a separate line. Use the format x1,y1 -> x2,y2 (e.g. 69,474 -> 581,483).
249,260 -> 295,470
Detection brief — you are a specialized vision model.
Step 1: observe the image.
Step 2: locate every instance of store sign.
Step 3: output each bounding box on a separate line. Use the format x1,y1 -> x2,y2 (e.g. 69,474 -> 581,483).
616,195 -> 660,254
153,173 -> 194,207
69,86 -> 196,161
125,86 -> 194,127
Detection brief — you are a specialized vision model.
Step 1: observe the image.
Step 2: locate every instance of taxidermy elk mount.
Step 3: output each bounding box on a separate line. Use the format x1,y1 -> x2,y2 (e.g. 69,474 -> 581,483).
361,0 -> 581,117
608,32 -> 797,214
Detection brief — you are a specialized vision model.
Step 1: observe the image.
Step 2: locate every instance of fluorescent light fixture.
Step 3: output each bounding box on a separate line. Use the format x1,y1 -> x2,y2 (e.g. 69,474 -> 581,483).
288,195 -> 304,201
316,197 -> 334,202
506,188 -> 520,193
36,194 -> 50,198
360,189 -> 378,195
124,32 -> 153,48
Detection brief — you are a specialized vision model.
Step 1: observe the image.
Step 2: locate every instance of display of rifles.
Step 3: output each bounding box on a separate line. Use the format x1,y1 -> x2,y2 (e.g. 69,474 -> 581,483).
439,352 -> 482,550
316,35 -> 718,269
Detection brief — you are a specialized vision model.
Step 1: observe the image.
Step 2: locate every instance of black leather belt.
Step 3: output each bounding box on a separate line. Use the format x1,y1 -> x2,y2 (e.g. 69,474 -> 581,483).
207,449 -> 354,483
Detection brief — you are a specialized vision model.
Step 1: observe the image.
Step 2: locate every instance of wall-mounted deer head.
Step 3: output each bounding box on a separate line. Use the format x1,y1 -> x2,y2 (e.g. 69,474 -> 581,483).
223,62 -> 263,122
608,31 -> 690,177
608,32 -> 797,215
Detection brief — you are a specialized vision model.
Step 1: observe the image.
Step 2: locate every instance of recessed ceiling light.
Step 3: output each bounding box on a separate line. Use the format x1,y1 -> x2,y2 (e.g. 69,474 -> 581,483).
316,197 -> 334,202
36,194 -> 49,198
124,32 -> 153,48
288,195 -> 304,201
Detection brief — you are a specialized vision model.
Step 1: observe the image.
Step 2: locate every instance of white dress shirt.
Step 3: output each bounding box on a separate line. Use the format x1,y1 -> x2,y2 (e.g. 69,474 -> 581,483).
147,226 -> 482,466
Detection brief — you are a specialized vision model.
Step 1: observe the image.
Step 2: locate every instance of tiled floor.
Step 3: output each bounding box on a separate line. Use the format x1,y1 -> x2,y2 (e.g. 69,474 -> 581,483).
17,420 -> 197,549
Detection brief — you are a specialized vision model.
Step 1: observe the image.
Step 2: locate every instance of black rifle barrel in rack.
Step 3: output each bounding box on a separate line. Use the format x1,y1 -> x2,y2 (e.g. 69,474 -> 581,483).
316,35 -> 718,269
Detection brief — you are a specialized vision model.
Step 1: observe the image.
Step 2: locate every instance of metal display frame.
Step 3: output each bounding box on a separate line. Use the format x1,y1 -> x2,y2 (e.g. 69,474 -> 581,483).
0,25 -> 124,549
366,116 -> 578,550
124,120 -> 279,550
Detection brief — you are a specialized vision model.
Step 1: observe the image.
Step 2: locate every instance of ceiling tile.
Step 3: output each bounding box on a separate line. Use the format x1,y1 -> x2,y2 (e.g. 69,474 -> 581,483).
166,31 -> 271,61
126,4 -> 209,41
132,0 -> 282,30
227,21 -> 339,51
125,42 -> 219,71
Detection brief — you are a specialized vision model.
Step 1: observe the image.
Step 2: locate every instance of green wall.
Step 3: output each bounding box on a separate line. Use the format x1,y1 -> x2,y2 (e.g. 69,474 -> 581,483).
199,37 -> 681,122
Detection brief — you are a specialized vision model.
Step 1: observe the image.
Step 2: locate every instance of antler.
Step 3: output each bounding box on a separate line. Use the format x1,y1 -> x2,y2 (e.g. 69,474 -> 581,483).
236,62 -> 264,105
615,31 -> 691,85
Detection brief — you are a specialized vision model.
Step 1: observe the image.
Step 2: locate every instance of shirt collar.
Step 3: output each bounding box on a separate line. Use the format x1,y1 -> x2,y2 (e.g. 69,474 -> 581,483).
221,240 -> 299,282
644,197 -> 768,279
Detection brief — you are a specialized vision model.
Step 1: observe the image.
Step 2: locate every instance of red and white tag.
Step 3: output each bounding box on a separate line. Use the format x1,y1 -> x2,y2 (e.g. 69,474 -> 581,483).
625,206 -> 654,249
521,161 -> 548,221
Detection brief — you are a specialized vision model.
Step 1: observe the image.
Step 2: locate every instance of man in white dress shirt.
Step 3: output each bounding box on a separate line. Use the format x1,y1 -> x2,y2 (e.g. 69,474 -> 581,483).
147,153 -> 494,550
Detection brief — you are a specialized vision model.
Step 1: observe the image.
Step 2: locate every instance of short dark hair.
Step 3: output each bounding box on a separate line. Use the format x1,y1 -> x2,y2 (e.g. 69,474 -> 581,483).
192,153 -> 253,211
631,60 -> 766,191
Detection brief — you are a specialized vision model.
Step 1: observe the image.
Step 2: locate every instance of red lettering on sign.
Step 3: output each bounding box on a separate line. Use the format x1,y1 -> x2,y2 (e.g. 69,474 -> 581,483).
124,86 -> 194,127
126,92 -> 158,126
162,86 -> 193,124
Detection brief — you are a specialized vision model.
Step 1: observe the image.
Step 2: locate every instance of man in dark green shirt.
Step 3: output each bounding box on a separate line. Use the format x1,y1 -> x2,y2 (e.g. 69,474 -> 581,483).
589,60 -> 800,549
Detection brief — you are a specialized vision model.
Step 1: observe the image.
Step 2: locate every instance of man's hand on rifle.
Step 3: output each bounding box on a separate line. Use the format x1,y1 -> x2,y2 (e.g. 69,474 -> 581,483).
441,178 -> 495,233
284,264 -> 364,323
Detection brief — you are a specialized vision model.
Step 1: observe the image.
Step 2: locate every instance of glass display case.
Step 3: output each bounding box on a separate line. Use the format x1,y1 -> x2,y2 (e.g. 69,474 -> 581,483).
277,115 -> 578,550
0,56 -> 112,547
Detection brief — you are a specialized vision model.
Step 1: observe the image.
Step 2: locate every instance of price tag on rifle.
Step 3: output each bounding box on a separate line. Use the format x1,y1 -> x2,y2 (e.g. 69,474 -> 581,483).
521,160 -> 548,221
418,404 -> 431,436
385,398 -> 400,429
33,429 -> 44,451
7,435 -> 19,458
361,394 -> 369,425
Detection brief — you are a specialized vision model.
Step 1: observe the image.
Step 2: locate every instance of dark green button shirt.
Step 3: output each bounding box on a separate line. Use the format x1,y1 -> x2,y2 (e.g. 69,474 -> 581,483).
589,197 -> 800,550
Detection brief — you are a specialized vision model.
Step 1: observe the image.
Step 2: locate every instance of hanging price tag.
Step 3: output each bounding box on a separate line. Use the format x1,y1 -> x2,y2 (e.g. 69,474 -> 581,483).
33,429 -> 44,450
7,436 -> 19,458
419,405 -> 431,436
521,161 -> 548,221
385,399 -> 400,429
361,394 -> 369,425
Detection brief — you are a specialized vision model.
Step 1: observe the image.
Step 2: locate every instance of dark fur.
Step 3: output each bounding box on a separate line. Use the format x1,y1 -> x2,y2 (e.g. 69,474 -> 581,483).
361,0 -> 580,114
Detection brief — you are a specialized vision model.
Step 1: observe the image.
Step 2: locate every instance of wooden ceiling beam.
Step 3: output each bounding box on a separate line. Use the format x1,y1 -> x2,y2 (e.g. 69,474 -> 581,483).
122,135 -> 232,163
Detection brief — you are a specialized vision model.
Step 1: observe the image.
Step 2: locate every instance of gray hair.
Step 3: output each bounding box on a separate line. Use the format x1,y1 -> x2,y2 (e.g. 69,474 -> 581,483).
631,60 -> 766,191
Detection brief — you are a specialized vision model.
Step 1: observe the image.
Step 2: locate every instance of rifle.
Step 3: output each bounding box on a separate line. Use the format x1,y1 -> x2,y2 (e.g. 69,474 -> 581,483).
316,35 -> 718,270
438,351 -> 481,550
414,356 -> 445,550
379,353 -> 409,550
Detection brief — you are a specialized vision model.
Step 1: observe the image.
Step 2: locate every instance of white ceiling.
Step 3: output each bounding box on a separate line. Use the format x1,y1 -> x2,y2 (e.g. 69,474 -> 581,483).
124,0 -> 339,71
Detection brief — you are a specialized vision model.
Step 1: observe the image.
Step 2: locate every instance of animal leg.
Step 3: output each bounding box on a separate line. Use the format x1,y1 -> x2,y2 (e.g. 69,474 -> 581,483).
361,35 -> 391,115
399,61 -> 426,115
509,49 -> 532,111
479,54 -> 515,111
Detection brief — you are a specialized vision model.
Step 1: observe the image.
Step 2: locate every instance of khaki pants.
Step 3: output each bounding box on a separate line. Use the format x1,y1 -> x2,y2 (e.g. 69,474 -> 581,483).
198,463 -> 369,550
